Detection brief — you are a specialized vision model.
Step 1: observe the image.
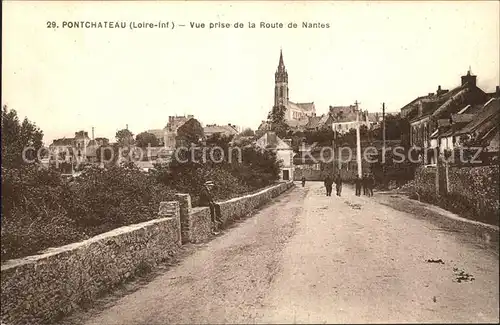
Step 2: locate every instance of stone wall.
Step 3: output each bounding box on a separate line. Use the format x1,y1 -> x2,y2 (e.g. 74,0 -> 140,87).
1,202 -> 181,325
410,165 -> 499,224
182,181 -> 295,243
1,181 -> 295,325
447,165 -> 499,219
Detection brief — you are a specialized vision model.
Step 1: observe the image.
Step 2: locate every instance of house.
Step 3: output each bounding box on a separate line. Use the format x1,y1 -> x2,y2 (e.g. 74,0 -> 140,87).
329,105 -> 371,134
49,129 -> 109,164
164,115 -> 194,148
401,70 -> 489,151
304,113 -> 335,131
437,98 -> 499,152
256,132 -> 294,181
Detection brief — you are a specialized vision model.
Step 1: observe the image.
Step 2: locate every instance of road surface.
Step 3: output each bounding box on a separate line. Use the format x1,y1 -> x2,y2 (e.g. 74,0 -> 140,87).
67,182 -> 499,324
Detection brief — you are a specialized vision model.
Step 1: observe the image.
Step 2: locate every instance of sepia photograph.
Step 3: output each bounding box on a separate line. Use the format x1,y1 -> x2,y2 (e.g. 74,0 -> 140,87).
1,1 -> 499,324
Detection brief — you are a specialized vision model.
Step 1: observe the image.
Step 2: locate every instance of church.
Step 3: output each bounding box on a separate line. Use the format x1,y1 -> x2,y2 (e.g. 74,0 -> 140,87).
261,50 -> 317,130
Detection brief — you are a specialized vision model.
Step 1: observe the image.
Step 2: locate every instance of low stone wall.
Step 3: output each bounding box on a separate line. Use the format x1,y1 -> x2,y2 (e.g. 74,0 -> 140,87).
183,181 -> 295,243
1,182 -> 295,325
1,202 -> 181,325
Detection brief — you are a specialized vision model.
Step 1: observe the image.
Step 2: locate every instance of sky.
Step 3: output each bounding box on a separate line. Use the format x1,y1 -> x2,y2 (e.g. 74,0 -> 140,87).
2,1 -> 499,145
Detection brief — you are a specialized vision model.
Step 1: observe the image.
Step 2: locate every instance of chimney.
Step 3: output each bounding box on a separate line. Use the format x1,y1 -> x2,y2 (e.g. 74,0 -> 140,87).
92,127 -> 95,140
126,124 -> 129,130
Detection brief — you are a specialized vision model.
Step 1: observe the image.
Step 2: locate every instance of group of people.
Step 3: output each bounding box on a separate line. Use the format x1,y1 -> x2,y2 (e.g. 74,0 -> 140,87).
322,174 -> 343,197
355,173 -> 375,197
301,173 -> 375,197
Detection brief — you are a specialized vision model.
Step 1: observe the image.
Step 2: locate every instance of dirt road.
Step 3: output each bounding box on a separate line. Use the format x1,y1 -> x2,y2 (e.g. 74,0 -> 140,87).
69,182 -> 499,324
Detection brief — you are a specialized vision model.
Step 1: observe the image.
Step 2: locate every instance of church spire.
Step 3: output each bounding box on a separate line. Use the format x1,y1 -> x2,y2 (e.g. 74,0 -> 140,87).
274,49 -> 289,108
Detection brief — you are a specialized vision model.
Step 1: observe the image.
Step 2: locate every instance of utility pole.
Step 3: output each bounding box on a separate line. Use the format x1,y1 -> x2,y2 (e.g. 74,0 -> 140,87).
355,100 -> 362,178
382,103 -> 387,188
382,103 -> 386,151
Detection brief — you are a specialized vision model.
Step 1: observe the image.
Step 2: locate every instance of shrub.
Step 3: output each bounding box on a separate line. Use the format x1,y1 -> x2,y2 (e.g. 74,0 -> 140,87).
1,162 -> 176,261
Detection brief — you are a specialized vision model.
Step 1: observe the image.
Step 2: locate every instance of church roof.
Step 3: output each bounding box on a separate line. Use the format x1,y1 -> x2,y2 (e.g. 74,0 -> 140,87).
288,101 -> 315,112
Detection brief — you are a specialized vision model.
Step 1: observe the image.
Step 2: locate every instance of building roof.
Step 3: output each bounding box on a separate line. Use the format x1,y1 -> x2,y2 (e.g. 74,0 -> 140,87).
74,131 -> 90,139
286,116 -> 309,128
288,101 -> 315,112
256,132 -> 292,149
204,124 -> 239,135
454,98 -> 499,136
305,115 -> 322,129
329,105 -> 362,123
51,138 -> 74,146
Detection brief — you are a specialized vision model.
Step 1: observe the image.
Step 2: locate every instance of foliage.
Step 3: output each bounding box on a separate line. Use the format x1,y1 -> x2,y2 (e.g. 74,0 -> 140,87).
240,128 -> 255,136
371,113 -> 402,141
152,136 -> 281,206
136,131 -> 160,148
96,143 -> 121,166
2,111 -> 282,261
115,128 -> 135,147
267,106 -> 289,138
1,163 -> 176,260
1,105 -> 44,168
176,118 -> 204,145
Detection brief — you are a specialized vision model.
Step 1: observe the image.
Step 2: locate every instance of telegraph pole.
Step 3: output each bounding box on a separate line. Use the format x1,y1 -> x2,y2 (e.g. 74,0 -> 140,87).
382,103 -> 386,188
355,100 -> 362,178
382,103 -> 386,151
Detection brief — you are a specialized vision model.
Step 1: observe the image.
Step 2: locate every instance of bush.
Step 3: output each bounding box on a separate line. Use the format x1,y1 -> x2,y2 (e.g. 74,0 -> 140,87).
1,139 -> 282,260
1,162 -> 176,261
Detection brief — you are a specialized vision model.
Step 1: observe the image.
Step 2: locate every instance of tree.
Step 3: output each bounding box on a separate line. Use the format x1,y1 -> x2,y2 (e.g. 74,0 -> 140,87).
372,113 -> 402,141
115,128 -> 134,147
240,128 -> 255,137
176,118 -> 204,146
267,106 -> 289,138
135,131 -> 160,148
96,143 -> 121,166
1,105 -> 44,168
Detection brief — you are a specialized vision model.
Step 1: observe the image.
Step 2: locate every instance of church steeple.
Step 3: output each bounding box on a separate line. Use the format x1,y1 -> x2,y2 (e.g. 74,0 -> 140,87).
278,49 -> 285,69
274,49 -> 289,107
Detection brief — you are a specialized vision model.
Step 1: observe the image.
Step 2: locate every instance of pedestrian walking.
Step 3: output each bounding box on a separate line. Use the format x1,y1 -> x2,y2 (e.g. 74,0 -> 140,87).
368,174 -> 375,197
301,176 -> 306,187
324,174 -> 333,196
335,174 -> 343,196
355,175 -> 362,196
199,180 -> 222,235
362,173 -> 368,196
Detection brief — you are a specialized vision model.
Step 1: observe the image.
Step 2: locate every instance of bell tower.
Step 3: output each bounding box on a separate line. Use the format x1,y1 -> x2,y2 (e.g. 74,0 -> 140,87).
274,49 -> 289,108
